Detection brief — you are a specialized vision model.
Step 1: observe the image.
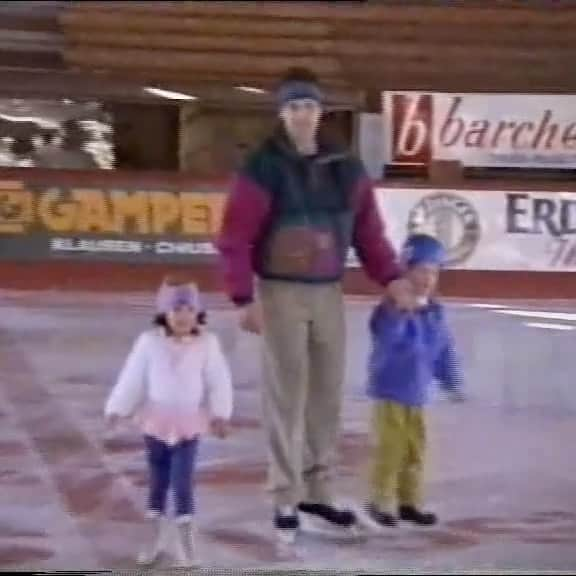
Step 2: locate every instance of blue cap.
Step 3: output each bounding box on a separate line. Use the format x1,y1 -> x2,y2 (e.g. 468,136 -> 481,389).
401,234 -> 446,268
277,80 -> 323,109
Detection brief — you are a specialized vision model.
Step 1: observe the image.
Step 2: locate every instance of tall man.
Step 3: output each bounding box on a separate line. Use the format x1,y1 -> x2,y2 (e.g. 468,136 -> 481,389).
218,68 -> 414,543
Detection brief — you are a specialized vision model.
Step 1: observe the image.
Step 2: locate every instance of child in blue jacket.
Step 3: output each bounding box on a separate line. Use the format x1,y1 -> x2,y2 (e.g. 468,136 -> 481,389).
366,233 -> 465,528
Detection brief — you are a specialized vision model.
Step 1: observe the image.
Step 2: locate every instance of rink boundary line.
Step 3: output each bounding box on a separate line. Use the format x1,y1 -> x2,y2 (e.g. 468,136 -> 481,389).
2,289 -> 576,307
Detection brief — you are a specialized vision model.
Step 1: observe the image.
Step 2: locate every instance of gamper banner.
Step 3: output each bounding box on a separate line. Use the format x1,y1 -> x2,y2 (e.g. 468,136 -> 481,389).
0,173 -> 226,263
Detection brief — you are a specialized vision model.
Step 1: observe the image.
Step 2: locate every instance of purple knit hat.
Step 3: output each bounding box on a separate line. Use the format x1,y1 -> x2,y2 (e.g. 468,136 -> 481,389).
156,281 -> 201,314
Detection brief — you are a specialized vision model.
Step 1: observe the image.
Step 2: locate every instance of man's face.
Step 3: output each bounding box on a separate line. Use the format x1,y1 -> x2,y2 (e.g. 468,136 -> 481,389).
279,98 -> 322,142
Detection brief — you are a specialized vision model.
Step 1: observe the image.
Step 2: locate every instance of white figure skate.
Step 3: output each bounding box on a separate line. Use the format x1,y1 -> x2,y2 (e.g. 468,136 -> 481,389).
136,514 -> 165,566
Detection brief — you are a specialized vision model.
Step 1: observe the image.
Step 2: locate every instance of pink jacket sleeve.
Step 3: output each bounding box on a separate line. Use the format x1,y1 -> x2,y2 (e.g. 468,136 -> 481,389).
352,177 -> 402,286
217,174 -> 271,306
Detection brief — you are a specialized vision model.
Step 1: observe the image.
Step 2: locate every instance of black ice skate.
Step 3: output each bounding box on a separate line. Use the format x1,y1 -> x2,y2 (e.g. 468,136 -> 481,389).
297,502 -> 361,537
366,503 -> 398,528
398,505 -> 437,526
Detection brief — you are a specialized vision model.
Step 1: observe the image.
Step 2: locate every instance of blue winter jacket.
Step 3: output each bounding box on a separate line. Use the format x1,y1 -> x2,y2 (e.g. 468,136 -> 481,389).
367,300 -> 464,407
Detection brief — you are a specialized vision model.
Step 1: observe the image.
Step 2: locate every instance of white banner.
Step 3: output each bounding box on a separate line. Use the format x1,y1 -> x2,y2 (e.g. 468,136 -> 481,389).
383,92 -> 576,169
376,187 -> 576,271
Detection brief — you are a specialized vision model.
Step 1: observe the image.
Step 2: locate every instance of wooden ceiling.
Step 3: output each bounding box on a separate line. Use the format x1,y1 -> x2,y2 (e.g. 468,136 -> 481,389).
2,1 -> 576,109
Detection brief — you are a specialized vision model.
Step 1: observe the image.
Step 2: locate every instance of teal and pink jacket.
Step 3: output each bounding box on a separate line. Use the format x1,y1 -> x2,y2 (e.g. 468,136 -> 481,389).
217,132 -> 401,306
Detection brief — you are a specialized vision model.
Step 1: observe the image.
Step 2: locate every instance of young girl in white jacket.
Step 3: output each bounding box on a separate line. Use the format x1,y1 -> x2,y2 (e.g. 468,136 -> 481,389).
104,279 -> 233,567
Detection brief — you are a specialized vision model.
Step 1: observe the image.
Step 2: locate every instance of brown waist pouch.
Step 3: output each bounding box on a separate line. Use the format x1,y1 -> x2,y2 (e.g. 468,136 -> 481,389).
263,226 -> 343,279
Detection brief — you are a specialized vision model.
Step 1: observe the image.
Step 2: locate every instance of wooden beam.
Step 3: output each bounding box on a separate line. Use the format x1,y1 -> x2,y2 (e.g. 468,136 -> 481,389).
88,68 -> 352,91
0,12 -> 62,33
0,49 -> 64,70
63,57 -> 576,96
61,12 -> 331,38
62,12 -> 576,41
66,26 -> 576,51
66,2 -> 576,26
358,67 -> 576,93
63,43 -> 576,88
64,30 -> 576,62
65,31 -> 335,56
64,47 -> 344,78
62,33 -> 576,64
336,21 -> 576,48
366,0 -> 576,6
61,10 -> 576,48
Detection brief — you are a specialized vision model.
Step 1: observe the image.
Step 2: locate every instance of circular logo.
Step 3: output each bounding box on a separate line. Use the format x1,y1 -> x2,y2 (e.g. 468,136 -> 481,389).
407,193 -> 481,265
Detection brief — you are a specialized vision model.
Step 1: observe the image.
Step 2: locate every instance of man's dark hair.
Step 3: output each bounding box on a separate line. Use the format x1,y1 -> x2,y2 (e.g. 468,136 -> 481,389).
279,67 -> 319,86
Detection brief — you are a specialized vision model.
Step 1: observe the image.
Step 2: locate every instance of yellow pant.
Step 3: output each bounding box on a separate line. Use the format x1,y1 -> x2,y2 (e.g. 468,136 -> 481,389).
370,400 -> 426,511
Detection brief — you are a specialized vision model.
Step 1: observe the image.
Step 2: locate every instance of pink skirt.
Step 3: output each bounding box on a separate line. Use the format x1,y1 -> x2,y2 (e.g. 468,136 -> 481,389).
134,404 -> 209,445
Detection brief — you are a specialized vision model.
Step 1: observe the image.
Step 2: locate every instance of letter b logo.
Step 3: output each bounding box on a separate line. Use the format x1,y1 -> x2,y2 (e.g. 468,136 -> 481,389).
390,93 -> 432,165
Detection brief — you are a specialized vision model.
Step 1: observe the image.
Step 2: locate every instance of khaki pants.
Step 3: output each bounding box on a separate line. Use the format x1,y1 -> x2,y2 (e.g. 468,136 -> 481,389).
258,280 -> 345,508
370,400 -> 426,511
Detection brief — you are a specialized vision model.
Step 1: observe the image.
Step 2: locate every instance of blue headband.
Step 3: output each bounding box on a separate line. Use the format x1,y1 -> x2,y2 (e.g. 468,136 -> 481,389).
277,80 -> 323,109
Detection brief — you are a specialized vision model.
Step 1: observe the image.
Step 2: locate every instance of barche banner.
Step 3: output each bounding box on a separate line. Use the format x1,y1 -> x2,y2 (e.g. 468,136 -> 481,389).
383,92 -> 576,169
0,177 -> 225,263
376,187 -> 576,271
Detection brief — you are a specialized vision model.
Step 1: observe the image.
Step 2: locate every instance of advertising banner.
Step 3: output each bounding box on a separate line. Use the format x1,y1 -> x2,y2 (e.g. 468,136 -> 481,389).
384,92 -> 576,169
0,175 -> 225,263
377,187 -> 576,271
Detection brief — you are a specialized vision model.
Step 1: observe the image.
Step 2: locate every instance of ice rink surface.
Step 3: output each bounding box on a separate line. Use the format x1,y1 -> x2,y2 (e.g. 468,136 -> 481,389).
0,289 -> 575,572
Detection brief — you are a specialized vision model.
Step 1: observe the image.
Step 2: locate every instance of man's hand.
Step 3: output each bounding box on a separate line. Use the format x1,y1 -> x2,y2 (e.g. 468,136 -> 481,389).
210,418 -> 230,439
387,277 -> 417,311
239,302 -> 262,334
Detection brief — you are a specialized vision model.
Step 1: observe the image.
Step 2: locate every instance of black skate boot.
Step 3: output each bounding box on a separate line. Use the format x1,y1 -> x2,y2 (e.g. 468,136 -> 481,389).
398,505 -> 437,526
298,502 -> 357,527
366,503 -> 398,528
297,502 -> 361,537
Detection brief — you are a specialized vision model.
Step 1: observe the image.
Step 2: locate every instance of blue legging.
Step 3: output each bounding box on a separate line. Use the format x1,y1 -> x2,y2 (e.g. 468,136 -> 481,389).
144,435 -> 199,517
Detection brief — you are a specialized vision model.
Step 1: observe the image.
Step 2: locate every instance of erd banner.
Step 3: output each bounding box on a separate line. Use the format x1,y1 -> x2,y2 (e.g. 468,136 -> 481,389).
0,173 -> 226,263
376,187 -> 576,271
